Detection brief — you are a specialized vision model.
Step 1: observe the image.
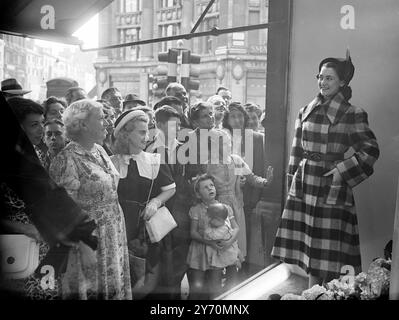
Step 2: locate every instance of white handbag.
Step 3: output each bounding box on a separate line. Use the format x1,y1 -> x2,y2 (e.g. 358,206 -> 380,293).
0,234 -> 39,279
145,206 -> 177,243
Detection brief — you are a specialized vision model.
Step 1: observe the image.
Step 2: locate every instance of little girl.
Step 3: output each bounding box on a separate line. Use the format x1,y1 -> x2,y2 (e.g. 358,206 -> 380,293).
186,174 -> 239,300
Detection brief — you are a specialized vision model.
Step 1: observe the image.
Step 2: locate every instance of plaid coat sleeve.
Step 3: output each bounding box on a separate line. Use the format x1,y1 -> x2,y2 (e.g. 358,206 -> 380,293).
336,106 -> 379,188
286,109 -> 304,189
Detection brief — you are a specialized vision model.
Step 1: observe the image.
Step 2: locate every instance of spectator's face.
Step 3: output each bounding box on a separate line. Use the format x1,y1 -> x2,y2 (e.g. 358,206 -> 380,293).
157,116 -> 181,138
247,111 -> 260,131
172,86 -> 188,105
193,106 -> 215,130
44,123 -> 65,155
126,120 -> 149,152
145,111 -> 156,129
84,107 -> 107,144
210,98 -> 227,123
318,66 -> 344,99
218,89 -> 232,105
103,108 -> 116,136
46,103 -> 64,121
21,113 -> 44,146
196,179 -> 216,202
108,92 -> 123,113
227,109 -> 245,129
71,89 -> 87,104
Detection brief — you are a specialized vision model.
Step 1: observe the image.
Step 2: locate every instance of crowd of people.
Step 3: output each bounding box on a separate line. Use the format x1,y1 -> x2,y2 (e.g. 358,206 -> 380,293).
0,50 -> 379,300
0,78 -> 271,300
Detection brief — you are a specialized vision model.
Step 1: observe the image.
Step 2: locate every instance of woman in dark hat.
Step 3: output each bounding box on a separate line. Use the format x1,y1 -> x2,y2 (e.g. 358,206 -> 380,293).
271,51 -> 380,288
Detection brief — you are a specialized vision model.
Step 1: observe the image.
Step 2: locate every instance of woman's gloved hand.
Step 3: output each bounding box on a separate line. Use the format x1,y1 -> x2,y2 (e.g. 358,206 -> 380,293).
143,198 -> 162,221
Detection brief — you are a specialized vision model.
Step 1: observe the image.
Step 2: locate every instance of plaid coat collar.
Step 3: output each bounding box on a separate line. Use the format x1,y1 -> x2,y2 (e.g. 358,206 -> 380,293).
302,92 -> 351,125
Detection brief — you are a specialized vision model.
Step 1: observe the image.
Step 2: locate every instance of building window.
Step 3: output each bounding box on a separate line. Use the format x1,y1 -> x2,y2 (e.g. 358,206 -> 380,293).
159,0 -> 179,8
195,15 -> 218,55
158,23 -> 180,52
120,0 -> 141,13
248,10 -> 260,47
119,28 -> 141,61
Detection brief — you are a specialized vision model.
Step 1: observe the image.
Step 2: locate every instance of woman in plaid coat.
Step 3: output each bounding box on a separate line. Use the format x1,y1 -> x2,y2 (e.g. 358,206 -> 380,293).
271,52 -> 379,288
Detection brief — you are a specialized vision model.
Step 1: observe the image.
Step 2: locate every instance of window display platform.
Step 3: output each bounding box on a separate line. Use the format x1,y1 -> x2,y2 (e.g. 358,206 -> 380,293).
216,263 -> 308,300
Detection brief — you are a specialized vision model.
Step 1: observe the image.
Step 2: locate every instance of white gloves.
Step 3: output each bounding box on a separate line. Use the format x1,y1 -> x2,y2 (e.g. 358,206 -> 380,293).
143,198 -> 162,221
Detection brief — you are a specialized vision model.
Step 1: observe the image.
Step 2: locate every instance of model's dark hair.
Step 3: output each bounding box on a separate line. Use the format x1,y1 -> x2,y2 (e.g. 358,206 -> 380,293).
321,61 -> 352,101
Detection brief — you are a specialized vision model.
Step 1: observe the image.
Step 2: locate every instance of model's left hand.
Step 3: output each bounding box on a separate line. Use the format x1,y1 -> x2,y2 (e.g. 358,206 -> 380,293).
323,167 -> 342,184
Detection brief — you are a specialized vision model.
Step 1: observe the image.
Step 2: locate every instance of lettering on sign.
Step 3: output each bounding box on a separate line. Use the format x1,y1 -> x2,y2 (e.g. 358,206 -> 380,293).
340,5 -> 355,30
41,5 -> 55,30
40,265 -> 55,290
340,265 -> 355,286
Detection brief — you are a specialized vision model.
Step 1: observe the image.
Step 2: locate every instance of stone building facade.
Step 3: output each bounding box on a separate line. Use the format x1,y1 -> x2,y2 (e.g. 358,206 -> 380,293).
95,0 -> 268,107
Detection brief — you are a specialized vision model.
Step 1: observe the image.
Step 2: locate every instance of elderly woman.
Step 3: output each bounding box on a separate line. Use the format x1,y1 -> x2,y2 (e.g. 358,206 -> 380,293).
207,95 -> 227,129
111,110 -> 176,299
49,99 -> 132,300
271,52 -> 379,288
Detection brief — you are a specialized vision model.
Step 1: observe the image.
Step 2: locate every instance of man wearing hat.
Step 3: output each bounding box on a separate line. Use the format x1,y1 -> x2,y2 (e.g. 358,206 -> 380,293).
122,93 -> 146,112
1,78 -> 31,100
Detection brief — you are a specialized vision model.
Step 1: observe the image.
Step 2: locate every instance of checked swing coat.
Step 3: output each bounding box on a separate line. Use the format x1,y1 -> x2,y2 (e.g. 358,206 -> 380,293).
271,92 -> 379,279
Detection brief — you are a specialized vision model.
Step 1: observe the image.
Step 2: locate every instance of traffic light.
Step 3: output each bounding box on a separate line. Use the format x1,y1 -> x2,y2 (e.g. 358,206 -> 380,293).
181,49 -> 201,92
158,48 -> 178,83
152,63 -> 168,94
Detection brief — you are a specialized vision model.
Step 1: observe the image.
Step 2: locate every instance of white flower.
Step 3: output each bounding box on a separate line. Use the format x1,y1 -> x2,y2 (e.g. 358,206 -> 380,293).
280,293 -> 305,300
302,285 -> 327,300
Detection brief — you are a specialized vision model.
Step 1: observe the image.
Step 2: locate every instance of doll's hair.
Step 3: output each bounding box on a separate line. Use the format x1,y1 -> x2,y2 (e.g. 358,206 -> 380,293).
207,203 -> 228,220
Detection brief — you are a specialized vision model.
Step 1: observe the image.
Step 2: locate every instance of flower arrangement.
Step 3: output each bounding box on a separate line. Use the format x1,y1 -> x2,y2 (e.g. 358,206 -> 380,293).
280,258 -> 391,300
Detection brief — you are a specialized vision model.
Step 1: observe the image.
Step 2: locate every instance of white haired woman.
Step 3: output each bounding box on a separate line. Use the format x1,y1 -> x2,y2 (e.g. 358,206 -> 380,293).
49,99 -> 132,300
111,110 -> 176,299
